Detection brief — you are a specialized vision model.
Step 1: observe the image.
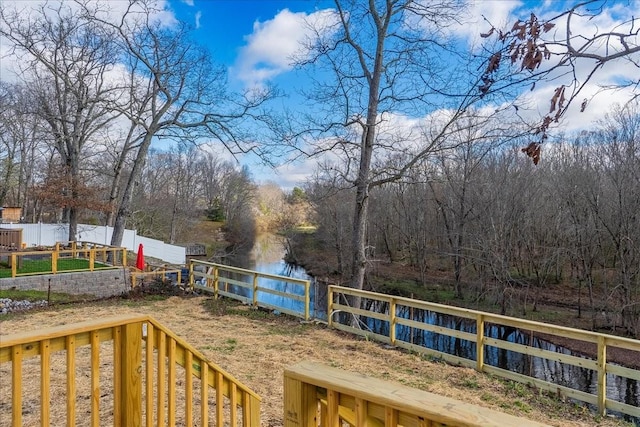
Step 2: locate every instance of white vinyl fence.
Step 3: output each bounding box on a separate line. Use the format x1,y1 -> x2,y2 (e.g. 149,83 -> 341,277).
1,222 -> 186,265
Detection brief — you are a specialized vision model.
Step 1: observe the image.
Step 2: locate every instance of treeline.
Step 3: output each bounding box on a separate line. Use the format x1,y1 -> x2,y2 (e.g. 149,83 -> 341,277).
0,118 -> 310,251
305,103 -> 640,337
0,2 -> 273,247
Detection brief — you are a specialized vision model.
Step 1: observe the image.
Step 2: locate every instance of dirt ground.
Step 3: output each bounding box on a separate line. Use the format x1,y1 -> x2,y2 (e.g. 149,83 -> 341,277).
0,293 -> 635,427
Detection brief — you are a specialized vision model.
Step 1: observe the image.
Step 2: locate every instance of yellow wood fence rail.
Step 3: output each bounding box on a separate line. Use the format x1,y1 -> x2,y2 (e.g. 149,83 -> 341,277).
131,264 -> 183,288
327,285 -> 640,419
189,260 -> 311,320
284,361 -> 550,427
0,314 -> 261,427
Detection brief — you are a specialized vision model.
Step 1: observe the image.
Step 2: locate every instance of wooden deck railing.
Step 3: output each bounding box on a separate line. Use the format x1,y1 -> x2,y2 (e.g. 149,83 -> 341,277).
328,285 -> 640,420
284,361 -> 550,427
190,260 -> 311,320
0,314 -> 261,427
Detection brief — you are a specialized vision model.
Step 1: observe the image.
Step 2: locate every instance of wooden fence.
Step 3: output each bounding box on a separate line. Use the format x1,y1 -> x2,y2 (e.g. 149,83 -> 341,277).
130,263 -> 184,288
327,285 -> 640,420
0,241 -> 126,278
0,314 -> 261,427
0,228 -> 22,251
284,361 -> 550,427
189,260 -> 311,320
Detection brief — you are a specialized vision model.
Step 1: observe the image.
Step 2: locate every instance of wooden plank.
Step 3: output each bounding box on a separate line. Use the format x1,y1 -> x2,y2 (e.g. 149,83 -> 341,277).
597,335 -> 606,415
157,331 -> 166,426
219,277 -> 253,288
145,323 -> 154,427
483,337 -> 599,370
327,389 -> 340,427
606,398 -> 640,418
120,322 -> 142,427
259,302 -> 306,318
0,314 -> 149,349
66,335 -> 76,427
607,363 -> 640,381
40,339 -> 50,427
168,338 -> 177,426
332,303 -> 390,322
604,335 -> 640,351
482,365 -> 598,405
394,339 -> 476,369
256,286 -> 306,301
216,371 -> 224,427
113,326 -> 122,426
385,406 -> 398,427
230,382 -> 238,427
476,315 -> 484,372
12,345 -> 22,426
185,351 -> 193,427
395,317 -> 477,342
285,361 -> 550,427
90,331 -> 100,427
330,322 -> 391,345
201,361 -> 209,426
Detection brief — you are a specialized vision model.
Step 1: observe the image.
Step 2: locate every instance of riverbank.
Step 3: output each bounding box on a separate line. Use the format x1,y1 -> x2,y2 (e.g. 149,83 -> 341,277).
0,292 -> 633,427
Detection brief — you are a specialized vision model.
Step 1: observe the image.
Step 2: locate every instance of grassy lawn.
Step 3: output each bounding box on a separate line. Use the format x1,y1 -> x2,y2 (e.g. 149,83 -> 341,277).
0,258 -> 112,278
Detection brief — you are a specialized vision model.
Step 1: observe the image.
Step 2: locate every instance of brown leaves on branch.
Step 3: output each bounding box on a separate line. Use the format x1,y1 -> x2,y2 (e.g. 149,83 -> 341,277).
32,166 -> 111,213
480,12 -> 555,83
480,12 -> 557,165
521,142 -> 541,165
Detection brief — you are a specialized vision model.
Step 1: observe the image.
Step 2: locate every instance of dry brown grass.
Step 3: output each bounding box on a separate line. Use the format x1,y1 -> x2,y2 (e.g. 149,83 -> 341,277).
0,294 -> 634,427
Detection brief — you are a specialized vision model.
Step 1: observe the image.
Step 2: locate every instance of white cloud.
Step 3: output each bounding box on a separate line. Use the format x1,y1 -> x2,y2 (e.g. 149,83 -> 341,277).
181,0 -> 194,5
231,8 -> 338,88
454,0 -> 523,46
0,0 -> 178,82
195,10 -> 202,29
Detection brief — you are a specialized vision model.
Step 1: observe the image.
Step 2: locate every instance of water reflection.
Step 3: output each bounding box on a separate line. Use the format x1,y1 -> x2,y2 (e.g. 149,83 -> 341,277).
225,234 -> 326,319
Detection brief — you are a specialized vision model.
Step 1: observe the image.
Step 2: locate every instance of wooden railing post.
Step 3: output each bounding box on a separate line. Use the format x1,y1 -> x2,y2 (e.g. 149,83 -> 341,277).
11,253 -> 17,277
476,314 -> 485,372
122,249 -> 127,267
189,262 -> 194,289
389,298 -> 397,345
283,373 -> 317,427
213,267 -> 219,298
327,286 -> 334,328
51,251 -> 58,274
304,280 -> 310,321
597,335 -> 606,416
253,273 -> 259,308
89,249 -> 95,271
119,322 -> 142,426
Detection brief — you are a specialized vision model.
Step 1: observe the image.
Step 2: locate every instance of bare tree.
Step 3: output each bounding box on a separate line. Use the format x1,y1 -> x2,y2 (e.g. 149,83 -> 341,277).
75,0 -> 274,248
0,2 -> 121,240
288,0 -> 518,292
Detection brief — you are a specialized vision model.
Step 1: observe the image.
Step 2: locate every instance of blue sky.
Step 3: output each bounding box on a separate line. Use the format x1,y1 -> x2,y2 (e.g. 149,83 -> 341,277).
158,0 -> 639,189
2,0 -> 638,190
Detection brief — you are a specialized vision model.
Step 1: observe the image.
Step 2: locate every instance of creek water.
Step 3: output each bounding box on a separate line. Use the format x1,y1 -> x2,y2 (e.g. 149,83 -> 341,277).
228,234 -> 638,423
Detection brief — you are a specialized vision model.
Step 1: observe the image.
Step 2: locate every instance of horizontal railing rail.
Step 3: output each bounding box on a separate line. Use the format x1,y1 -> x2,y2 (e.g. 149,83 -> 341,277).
0,314 -> 261,427
189,260 -> 311,320
327,285 -> 640,420
284,361 -> 550,427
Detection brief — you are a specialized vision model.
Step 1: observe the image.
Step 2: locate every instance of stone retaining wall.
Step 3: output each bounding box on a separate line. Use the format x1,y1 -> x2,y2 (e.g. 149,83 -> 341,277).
0,268 -> 132,298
